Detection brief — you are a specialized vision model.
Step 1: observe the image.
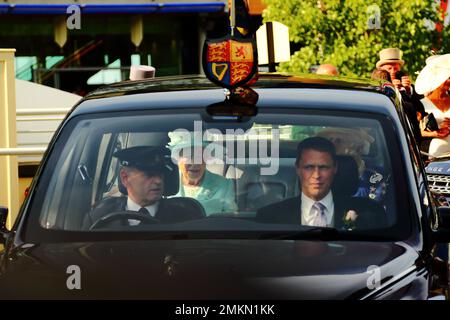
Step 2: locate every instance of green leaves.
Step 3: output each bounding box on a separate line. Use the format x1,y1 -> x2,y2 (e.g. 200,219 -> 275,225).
263,0 -> 445,78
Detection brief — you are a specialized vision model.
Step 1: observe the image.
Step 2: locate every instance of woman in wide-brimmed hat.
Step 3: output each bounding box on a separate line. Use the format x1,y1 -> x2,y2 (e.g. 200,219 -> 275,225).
168,132 -> 238,215
415,54 -> 450,157
316,128 -> 387,202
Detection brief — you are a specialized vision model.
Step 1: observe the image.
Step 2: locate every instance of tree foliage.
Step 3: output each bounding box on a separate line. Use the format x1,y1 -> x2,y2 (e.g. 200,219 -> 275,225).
262,0 -> 446,78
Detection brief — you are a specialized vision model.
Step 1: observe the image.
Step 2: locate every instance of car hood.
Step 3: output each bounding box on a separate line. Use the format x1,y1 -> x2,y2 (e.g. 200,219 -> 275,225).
0,239 -> 422,299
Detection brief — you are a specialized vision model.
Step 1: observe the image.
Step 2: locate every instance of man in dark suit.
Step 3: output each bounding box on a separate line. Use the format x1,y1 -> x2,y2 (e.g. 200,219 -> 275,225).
376,48 -> 425,143
256,137 -> 386,230
84,146 -> 203,229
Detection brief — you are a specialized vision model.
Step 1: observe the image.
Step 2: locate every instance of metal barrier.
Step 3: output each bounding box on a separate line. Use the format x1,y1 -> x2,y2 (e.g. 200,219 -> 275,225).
0,49 -> 19,229
0,147 -> 47,155
1,50 -> 70,228
0,108 -> 69,156
17,108 -> 69,116
15,108 -> 69,162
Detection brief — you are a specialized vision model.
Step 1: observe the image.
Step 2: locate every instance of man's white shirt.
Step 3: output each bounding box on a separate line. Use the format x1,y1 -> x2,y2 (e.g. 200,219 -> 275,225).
126,198 -> 159,225
301,191 -> 334,227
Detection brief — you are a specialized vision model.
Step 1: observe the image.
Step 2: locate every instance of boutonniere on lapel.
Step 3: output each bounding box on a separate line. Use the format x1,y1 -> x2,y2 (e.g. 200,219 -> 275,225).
342,210 -> 358,231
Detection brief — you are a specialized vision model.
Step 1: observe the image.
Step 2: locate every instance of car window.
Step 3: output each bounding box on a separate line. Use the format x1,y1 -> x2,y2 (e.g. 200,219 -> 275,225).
30,108 -> 411,239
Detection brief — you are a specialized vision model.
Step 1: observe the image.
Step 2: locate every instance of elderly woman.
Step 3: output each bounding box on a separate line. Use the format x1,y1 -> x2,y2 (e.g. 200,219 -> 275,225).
169,136 -> 237,215
415,54 -> 450,157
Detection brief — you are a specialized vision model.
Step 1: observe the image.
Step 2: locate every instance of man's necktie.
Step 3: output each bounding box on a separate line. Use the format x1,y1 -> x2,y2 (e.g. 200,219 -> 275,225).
138,207 -> 150,215
311,202 -> 327,227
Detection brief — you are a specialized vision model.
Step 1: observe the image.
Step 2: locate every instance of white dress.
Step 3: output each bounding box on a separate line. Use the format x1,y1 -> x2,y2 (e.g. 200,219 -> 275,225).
422,97 -> 450,156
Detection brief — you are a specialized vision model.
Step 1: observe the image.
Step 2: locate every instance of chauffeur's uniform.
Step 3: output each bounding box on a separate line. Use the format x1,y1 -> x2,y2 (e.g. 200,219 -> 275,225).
84,196 -> 203,229
84,146 -> 204,229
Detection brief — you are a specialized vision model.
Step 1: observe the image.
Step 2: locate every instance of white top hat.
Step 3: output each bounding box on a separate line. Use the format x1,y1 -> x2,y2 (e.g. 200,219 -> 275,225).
376,48 -> 405,69
415,54 -> 450,95
129,65 -> 155,80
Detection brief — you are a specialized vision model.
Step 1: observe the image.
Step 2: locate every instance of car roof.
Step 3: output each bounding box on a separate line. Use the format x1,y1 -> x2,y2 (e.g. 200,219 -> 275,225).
69,73 -> 397,119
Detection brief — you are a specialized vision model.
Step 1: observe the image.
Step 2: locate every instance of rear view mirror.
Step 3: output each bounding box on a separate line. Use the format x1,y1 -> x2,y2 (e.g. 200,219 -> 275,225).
203,86 -> 259,123
202,102 -> 257,127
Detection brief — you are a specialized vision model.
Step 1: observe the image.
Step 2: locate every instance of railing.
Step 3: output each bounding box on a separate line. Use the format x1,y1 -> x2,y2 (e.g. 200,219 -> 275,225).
0,147 -> 47,156
33,66 -> 132,89
17,108 -> 69,116
0,108 -> 70,160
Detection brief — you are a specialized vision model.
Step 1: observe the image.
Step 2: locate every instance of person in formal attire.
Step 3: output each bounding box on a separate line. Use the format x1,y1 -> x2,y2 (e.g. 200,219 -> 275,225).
376,48 -> 425,143
415,54 -> 450,157
84,146 -> 203,229
316,128 -> 387,202
256,137 -> 385,229
170,138 -> 238,215
416,54 -> 450,264
376,48 -> 413,96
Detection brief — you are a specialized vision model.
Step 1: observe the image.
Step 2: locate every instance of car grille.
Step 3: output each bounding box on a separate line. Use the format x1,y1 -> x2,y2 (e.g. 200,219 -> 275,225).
427,174 -> 450,194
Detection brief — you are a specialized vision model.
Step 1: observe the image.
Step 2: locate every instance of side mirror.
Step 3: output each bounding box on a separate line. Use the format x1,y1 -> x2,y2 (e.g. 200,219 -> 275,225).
0,206 -> 8,246
434,206 -> 450,243
0,206 -> 7,232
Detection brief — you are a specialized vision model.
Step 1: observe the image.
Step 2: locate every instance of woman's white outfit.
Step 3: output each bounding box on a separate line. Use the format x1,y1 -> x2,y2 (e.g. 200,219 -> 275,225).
422,97 -> 450,156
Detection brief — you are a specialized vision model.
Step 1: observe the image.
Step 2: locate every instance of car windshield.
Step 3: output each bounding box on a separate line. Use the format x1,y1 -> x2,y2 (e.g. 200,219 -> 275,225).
28,107 -> 411,240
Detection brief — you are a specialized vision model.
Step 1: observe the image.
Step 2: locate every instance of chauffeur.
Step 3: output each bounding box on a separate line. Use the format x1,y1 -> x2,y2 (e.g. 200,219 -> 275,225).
83,146 -> 202,228
109,146 -> 168,215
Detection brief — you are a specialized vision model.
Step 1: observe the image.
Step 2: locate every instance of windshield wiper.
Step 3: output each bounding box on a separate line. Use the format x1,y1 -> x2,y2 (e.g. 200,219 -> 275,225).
259,227 -> 341,241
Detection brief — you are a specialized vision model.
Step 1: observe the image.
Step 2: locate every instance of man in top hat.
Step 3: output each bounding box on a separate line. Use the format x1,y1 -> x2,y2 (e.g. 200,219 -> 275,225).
83,146 -> 203,229
376,48 -> 425,142
376,48 -> 406,86
377,48 -> 419,98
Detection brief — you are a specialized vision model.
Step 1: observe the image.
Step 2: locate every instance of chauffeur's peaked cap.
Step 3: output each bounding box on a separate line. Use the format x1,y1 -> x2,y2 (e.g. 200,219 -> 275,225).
113,146 -> 170,172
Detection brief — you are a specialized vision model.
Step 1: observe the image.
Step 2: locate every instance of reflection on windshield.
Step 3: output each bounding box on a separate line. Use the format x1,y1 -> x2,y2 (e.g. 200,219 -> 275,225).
36,110 -> 399,237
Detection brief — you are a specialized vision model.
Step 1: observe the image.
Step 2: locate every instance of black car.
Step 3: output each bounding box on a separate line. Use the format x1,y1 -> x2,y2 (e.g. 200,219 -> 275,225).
1,73 -> 449,299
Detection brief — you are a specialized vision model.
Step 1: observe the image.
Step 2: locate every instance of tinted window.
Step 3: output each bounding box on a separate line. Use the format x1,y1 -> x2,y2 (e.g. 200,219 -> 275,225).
28,108 -> 410,240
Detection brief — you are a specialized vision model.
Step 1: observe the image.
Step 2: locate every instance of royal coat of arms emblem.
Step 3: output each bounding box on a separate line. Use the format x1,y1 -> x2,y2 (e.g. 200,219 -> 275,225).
202,35 -> 257,89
